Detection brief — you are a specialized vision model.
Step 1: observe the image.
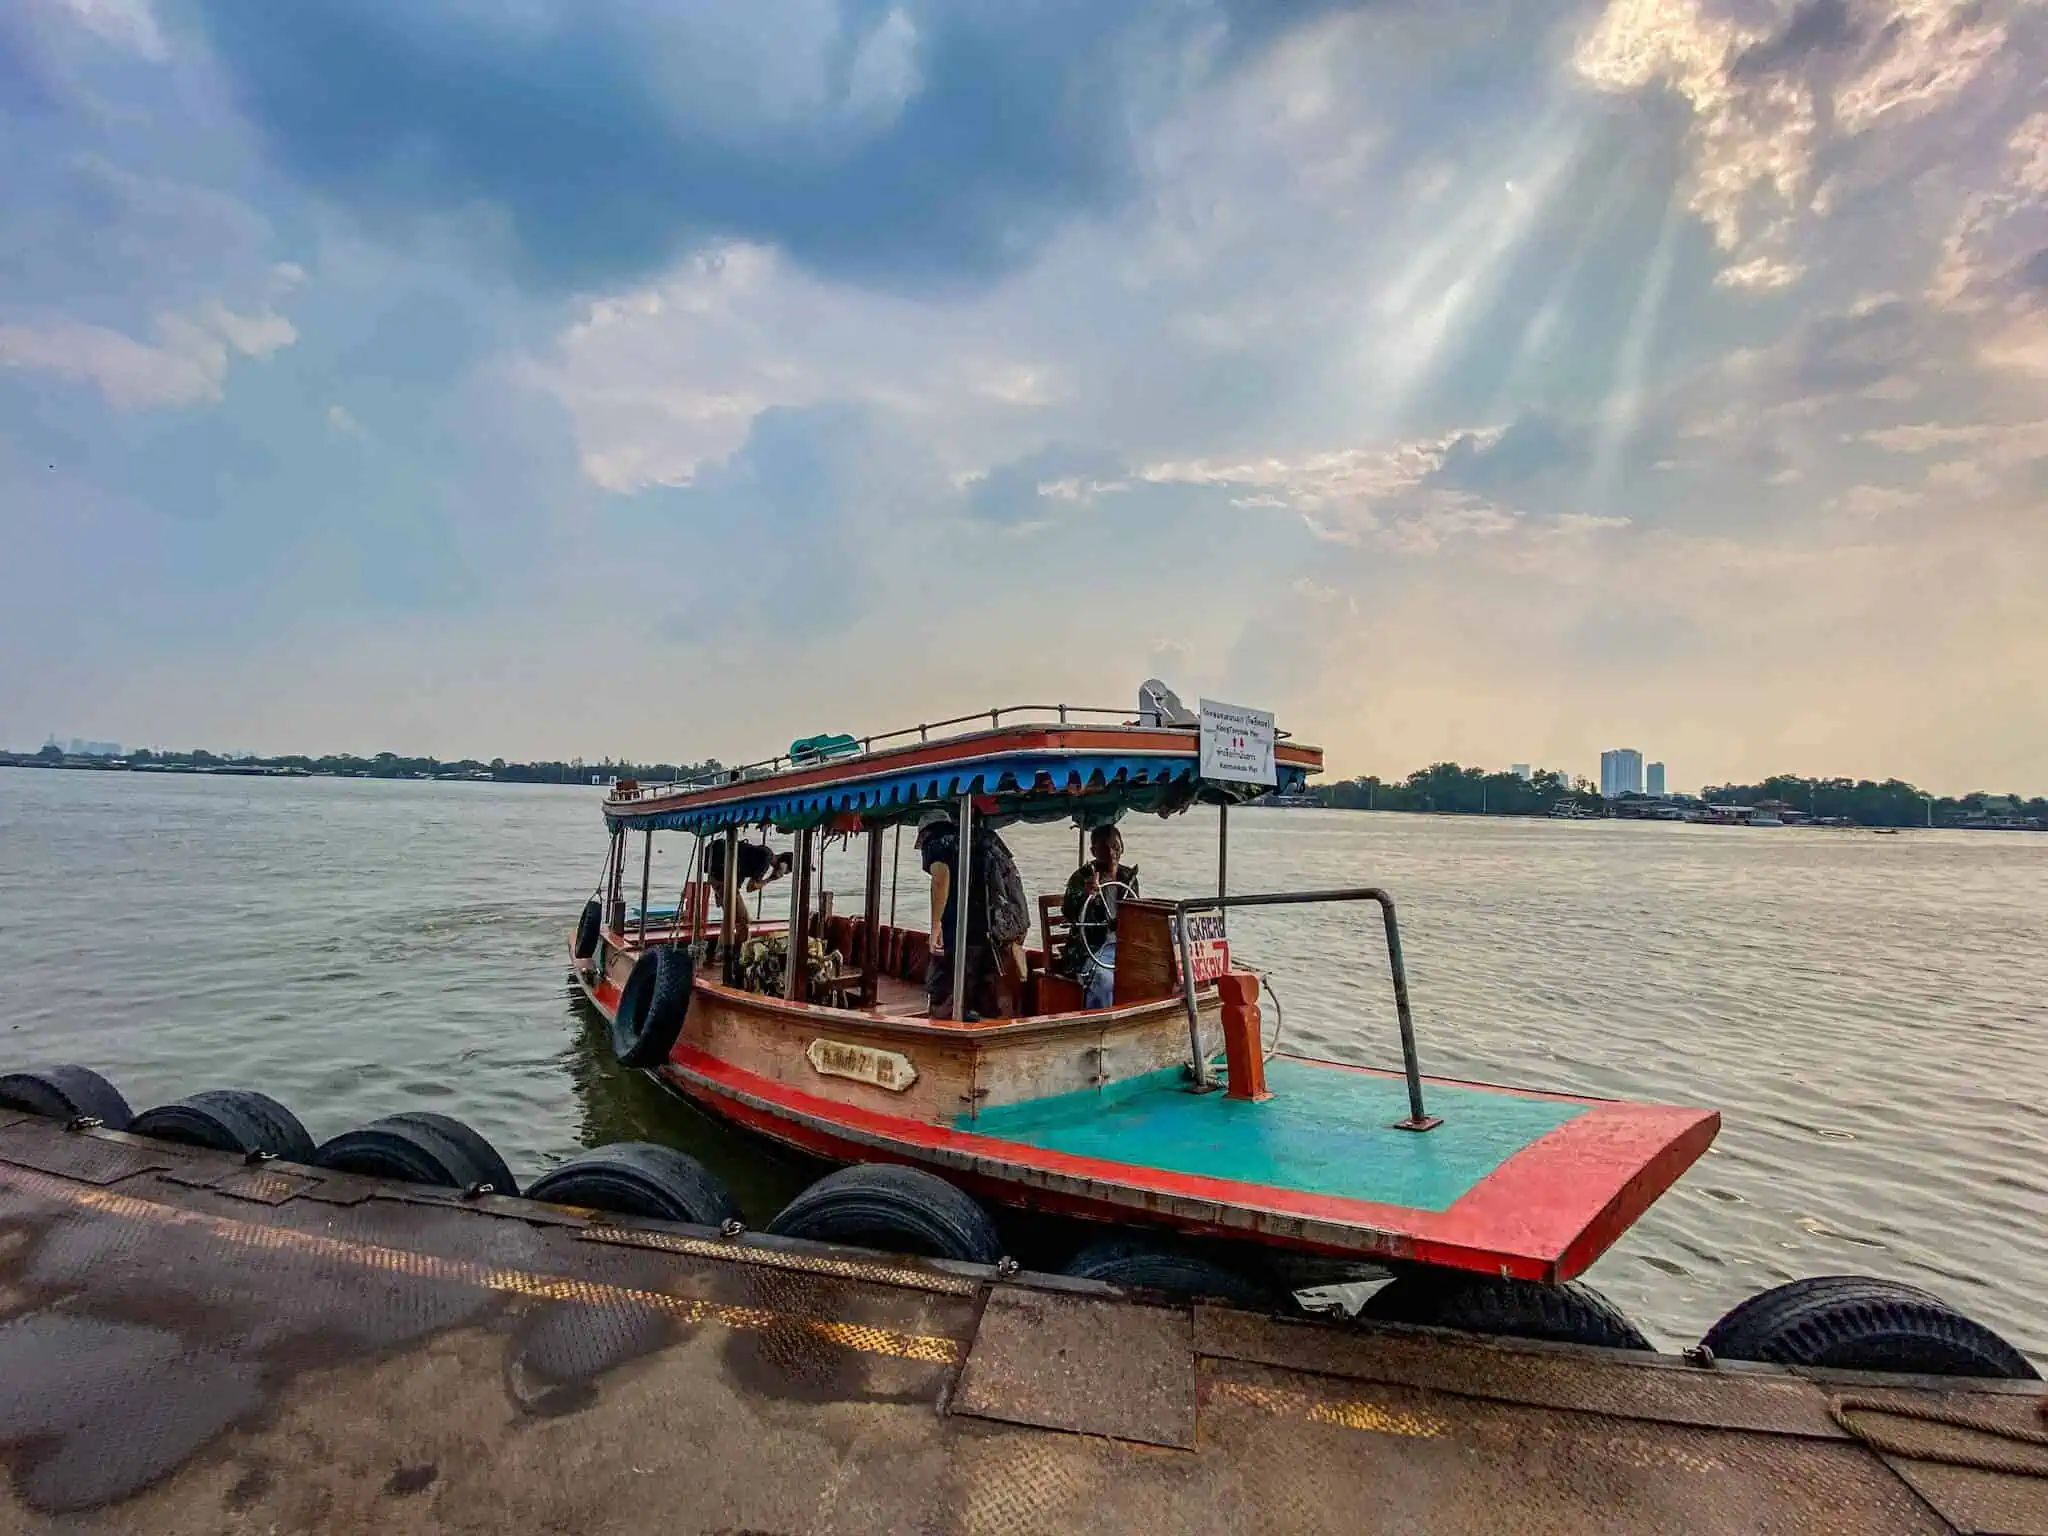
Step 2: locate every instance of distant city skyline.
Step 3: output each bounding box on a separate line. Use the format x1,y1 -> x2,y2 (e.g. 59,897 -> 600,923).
1600,748 -> 1644,799
1647,761 -> 1666,798
45,735 -> 122,759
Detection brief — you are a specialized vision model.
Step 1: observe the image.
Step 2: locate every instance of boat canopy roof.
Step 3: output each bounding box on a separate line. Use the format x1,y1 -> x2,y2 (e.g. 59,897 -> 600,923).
602,705 -> 1321,836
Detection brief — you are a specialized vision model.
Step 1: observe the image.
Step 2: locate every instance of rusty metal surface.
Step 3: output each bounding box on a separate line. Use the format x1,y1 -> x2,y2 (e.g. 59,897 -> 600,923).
1821,1389 -> 2048,1535
1194,1304 -> 1846,1437
1882,1459 -> 2048,1535
1198,1355 -> 1952,1535
579,1220 -> 985,1296
954,1287 -> 1197,1448
0,1117 -> 2043,1533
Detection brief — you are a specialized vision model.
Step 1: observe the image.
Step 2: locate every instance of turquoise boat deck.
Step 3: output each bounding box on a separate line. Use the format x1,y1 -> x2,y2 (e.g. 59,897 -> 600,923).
967,1057 -> 1587,1216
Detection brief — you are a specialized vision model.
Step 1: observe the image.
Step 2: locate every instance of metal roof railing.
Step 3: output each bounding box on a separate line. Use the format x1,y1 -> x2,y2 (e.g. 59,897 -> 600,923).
610,703 -> 1227,805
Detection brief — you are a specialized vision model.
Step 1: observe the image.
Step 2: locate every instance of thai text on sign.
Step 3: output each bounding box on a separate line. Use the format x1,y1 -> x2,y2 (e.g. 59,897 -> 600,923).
1198,699 -> 1276,786
806,1039 -> 919,1092
1174,911 -> 1232,984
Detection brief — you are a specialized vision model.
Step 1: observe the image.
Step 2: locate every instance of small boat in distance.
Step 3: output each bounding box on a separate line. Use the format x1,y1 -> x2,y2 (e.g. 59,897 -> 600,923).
568,691 -> 1720,1315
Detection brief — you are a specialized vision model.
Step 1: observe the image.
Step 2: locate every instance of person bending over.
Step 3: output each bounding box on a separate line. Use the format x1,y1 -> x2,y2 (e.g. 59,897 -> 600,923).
703,839 -> 793,944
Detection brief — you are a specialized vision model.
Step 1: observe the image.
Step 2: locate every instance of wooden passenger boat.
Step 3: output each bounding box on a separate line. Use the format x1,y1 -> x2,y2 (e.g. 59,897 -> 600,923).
570,700 -> 1719,1284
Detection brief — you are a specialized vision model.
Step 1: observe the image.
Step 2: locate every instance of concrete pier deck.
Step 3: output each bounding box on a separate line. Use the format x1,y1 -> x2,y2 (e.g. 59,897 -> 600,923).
1,1109 -> 2043,1534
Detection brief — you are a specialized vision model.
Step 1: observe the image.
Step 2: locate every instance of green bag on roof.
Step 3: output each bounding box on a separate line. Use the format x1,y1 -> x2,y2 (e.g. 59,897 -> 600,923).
790,733 -> 859,763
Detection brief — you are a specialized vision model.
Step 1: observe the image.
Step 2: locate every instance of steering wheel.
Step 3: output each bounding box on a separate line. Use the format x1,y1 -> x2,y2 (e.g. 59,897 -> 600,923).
1073,880 -> 1137,971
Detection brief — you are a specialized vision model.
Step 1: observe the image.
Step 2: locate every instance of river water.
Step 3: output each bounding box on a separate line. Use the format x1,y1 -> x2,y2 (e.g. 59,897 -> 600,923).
1,769 -> 2040,1360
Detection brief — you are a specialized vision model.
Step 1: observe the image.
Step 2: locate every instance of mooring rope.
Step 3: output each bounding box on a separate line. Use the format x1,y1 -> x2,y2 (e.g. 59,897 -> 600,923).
1830,1393 -> 2048,1477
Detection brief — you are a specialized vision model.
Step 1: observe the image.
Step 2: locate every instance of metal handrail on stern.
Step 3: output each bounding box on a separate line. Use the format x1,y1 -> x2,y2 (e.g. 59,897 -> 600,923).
1168,888 -> 1442,1132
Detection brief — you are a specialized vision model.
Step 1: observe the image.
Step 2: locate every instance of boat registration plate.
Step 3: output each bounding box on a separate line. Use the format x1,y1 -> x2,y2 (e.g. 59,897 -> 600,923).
806,1038 -> 919,1092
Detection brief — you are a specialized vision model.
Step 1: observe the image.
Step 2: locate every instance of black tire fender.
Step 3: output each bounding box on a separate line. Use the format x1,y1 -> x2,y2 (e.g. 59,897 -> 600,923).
1363,1272 -> 1654,1350
1063,1236 -> 1274,1308
527,1141 -> 741,1226
130,1089 -> 317,1162
612,945 -> 693,1068
314,1110 -> 520,1196
1699,1275 -> 2038,1379
573,899 -> 602,960
0,1064 -> 134,1130
765,1163 -> 1001,1263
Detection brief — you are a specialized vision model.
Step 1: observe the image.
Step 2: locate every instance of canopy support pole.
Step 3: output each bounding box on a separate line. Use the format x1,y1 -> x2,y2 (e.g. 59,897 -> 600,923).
785,828 -> 814,1004
609,828 -> 626,934
718,828 -> 738,984
888,825 -> 902,931
682,834 -> 703,951
636,829 -> 653,947
950,793 -> 974,1023
1218,801 -> 1229,897
861,824 -> 883,1009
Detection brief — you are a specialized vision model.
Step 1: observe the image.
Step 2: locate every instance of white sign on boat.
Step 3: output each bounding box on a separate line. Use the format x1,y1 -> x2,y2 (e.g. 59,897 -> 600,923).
1198,698 -> 1276,787
806,1038 -> 919,1092
1174,910 -> 1233,983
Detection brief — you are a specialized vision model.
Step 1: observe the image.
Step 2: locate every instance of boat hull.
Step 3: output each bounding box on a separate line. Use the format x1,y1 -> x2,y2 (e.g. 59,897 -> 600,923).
572,936 -> 1719,1282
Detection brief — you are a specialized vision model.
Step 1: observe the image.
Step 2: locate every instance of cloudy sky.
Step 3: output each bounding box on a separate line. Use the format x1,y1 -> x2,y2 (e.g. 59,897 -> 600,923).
3,0 -> 2044,790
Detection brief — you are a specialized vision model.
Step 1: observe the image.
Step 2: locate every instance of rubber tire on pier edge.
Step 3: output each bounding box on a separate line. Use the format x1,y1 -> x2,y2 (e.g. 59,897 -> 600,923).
527,1142 -> 741,1226
1063,1236 -> 1275,1309
574,899 -> 602,960
313,1111 -> 521,1197
0,1065 -> 133,1130
612,945 -> 693,1069
1363,1272 -> 1654,1350
130,1089 -> 317,1163
765,1164 -> 1002,1264
1698,1275 -> 2039,1379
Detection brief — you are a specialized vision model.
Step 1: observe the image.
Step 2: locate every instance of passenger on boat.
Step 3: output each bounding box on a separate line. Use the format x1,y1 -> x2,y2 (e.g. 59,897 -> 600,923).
703,839 -> 794,943
916,809 -> 997,1021
1061,825 -> 1138,1010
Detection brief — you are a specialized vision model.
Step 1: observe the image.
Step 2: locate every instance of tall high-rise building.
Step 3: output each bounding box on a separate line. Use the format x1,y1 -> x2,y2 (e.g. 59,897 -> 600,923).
1647,761 -> 1666,797
1600,748 -> 1644,798
1511,764 -> 1532,781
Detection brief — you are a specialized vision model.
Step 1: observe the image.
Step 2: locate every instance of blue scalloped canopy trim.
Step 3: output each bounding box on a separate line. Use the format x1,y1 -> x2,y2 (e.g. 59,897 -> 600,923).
604,751 -> 1310,834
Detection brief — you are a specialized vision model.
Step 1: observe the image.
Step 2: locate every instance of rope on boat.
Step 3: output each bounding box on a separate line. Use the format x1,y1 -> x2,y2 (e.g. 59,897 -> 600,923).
1244,967 -> 1284,1061
1829,1393 -> 2048,1477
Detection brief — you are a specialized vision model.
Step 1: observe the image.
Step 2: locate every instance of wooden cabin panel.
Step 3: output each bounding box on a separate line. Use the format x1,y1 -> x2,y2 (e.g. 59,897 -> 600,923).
684,987 -> 980,1126
1112,899 -> 1183,1006
968,996 -> 1220,1112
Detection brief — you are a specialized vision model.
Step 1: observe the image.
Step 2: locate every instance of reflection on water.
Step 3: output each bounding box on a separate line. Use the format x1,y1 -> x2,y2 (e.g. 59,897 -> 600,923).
0,769 -> 2041,1360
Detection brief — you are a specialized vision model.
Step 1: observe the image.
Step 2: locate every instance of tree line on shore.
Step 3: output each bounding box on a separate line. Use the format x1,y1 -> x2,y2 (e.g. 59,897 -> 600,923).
12,744 -> 2039,827
1307,763 -> 2046,827
12,744 -> 722,784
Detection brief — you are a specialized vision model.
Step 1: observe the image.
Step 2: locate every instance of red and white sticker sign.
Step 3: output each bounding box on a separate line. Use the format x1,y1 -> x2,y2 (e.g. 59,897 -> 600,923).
1176,911 -> 1232,984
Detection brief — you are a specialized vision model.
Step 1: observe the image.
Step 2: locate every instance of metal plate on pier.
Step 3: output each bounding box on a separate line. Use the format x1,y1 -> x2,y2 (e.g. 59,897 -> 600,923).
0,1125 -> 170,1186
953,1287 -> 1196,1449
157,1164 -> 327,1206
